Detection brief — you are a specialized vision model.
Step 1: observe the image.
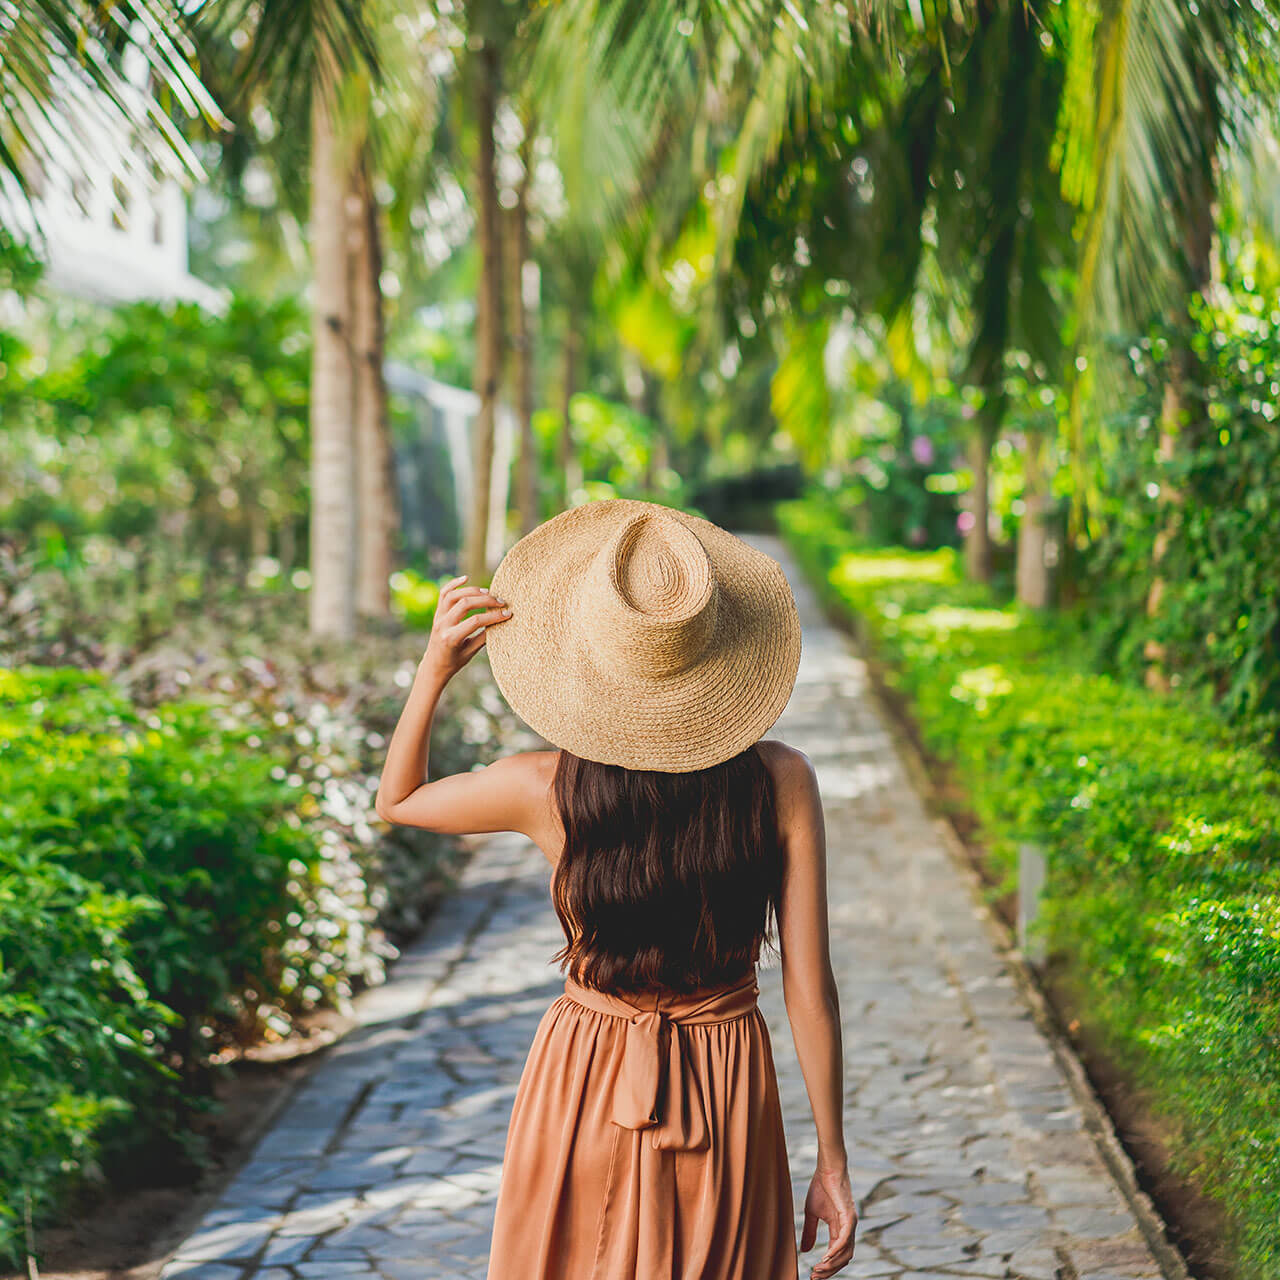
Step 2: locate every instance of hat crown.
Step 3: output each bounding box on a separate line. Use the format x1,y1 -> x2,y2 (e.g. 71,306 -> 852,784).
582,509 -> 719,676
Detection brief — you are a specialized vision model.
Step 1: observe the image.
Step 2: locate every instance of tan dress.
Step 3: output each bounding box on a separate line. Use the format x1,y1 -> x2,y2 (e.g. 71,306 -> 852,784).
486,967 -> 798,1279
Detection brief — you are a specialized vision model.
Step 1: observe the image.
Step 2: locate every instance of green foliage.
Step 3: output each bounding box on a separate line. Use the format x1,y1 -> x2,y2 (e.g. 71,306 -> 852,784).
0,666 -> 319,1257
1,294 -> 310,563
779,496 -> 1280,1279
390,569 -> 442,629
1088,263 -> 1280,734
0,856 -> 173,1258
531,392 -> 670,511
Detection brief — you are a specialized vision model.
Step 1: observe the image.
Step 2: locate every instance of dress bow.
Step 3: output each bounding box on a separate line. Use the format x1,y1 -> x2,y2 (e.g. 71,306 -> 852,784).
563,972 -> 760,1152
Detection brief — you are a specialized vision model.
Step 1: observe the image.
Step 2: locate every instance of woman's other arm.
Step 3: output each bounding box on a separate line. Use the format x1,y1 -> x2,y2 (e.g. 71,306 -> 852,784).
768,741 -> 857,1278
374,575 -> 560,856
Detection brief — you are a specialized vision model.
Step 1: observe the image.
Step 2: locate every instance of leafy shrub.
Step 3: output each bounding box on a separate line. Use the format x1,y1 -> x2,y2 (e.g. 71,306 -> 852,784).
778,495 -> 1280,1279
1087,260 -> 1280,734
1,295 -> 310,567
2,665 -> 379,1042
0,857 -> 173,1259
0,517 -> 521,1266
0,666 -> 329,1257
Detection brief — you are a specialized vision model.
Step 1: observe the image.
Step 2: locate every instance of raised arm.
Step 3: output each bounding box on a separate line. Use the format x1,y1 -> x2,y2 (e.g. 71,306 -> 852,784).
374,575 -> 561,857
768,742 -> 858,1278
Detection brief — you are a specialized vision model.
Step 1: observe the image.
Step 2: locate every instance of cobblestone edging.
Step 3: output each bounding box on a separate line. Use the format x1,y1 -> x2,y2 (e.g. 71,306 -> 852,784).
159,536 -> 1181,1280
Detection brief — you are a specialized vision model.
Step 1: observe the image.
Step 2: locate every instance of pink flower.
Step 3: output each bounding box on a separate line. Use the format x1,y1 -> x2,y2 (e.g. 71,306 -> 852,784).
910,435 -> 934,466
957,511 -> 976,533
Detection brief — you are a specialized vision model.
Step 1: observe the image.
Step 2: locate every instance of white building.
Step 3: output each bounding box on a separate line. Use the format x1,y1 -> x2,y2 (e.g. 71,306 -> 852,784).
21,161 -> 223,310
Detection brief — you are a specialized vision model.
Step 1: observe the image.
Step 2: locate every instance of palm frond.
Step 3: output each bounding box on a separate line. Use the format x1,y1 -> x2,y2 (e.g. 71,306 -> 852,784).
0,0 -> 225,227
1054,0 -> 1221,341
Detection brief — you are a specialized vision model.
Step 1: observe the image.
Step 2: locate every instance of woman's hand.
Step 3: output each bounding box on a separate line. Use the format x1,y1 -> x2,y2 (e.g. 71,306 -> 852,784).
800,1163 -> 858,1278
420,574 -> 510,682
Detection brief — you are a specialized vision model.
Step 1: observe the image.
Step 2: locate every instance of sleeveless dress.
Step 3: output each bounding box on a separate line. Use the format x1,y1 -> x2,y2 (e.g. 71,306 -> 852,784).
486,965 -> 798,1279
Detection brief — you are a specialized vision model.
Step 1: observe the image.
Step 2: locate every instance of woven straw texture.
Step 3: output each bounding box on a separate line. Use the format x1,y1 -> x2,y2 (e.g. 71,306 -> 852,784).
484,499 -> 802,772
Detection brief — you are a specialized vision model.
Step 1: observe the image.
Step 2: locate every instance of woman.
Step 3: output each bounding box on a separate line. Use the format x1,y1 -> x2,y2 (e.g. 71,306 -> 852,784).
376,499 -> 857,1280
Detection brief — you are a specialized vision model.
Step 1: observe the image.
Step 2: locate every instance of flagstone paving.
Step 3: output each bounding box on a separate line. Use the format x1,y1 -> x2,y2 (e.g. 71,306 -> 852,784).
160,536 -> 1175,1280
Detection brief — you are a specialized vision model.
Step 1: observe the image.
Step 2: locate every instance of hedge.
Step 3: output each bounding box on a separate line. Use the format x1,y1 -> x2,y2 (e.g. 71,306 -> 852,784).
0,667 -> 373,1261
777,496 -> 1280,1279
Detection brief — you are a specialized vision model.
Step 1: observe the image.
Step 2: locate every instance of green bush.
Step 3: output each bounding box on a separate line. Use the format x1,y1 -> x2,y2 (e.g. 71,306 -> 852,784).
1,666 -> 345,1036
0,858 -> 173,1258
1087,262 -> 1280,733
778,495 -> 1280,1279
0,666 -> 349,1259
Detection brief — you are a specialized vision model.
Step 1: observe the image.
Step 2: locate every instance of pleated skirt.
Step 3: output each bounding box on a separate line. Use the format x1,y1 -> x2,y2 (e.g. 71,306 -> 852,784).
486,970 -> 798,1280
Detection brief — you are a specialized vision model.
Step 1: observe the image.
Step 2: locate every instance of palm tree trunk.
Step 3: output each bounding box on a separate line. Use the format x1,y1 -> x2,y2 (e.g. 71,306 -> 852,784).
512,122 -> 538,535
559,325 -> 579,509
1015,430 -> 1052,608
464,41 -> 504,581
351,150 -> 397,617
964,417 -> 997,583
308,83 -> 357,640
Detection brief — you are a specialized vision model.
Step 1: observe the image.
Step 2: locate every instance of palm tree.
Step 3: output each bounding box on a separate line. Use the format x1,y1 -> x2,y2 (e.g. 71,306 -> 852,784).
0,1 -> 221,223
351,150 -> 398,618
462,35 -> 505,582
510,115 -> 539,535
307,67 -> 359,637
212,0 -> 383,638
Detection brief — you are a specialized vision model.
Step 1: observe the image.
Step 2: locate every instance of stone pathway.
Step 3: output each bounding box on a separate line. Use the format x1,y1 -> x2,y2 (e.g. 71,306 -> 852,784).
161,537 -> 1173,1280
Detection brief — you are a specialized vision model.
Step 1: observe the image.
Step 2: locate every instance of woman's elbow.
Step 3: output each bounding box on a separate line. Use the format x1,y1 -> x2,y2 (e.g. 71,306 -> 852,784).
373,791 -> 400,824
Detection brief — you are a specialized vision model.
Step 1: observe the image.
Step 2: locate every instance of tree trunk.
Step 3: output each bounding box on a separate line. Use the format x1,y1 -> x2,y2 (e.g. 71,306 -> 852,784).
308,83 -> 357,640
1015,431 -> 1052,608
351,151 -> 397,617
559,325 -> 579,509
464,41 -> 504,581
964,418 -> 997,583
1142,378 -> 1186,687
278,517 -> 296,576
1143,80 -> 1219,687
512,123 -> 538,535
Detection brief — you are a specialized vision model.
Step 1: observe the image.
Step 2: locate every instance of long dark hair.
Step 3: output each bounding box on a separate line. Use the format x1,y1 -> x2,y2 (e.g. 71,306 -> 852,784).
550,743 -> 783,994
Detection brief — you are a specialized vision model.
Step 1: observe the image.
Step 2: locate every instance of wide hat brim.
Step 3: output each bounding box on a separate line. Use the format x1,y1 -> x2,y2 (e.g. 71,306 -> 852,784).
484,499 -> 802,772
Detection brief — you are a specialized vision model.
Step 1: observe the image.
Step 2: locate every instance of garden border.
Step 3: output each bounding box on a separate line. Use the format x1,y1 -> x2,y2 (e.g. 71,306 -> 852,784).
818,594 -> 1195,1280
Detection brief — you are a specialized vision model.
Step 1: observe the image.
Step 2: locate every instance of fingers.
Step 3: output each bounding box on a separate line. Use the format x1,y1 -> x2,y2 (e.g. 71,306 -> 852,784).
438,573 -> 469,605
449,605 -> 510,636
441,589 -> 506,626
810,1211 -> 856,1278
831,1208 -> 857,1250
438,574 -> 501,605
800,1208 -> 817,1254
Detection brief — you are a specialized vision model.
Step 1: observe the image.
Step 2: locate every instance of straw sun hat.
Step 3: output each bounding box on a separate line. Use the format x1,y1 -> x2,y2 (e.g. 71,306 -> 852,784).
484,499 -> 802,773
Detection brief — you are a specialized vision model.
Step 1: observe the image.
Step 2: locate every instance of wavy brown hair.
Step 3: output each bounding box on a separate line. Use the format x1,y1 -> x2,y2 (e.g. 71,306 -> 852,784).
550,743 -> 784,995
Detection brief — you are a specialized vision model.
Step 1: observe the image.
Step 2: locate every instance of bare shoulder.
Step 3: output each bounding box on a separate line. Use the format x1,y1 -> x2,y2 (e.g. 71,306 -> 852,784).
755,739 -> 818,809
487,749 -> 563,863
484,748 -> 560,786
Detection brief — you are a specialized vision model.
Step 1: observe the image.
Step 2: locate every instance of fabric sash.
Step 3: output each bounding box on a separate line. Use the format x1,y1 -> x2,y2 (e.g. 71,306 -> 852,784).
563,970 -> 760,1151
